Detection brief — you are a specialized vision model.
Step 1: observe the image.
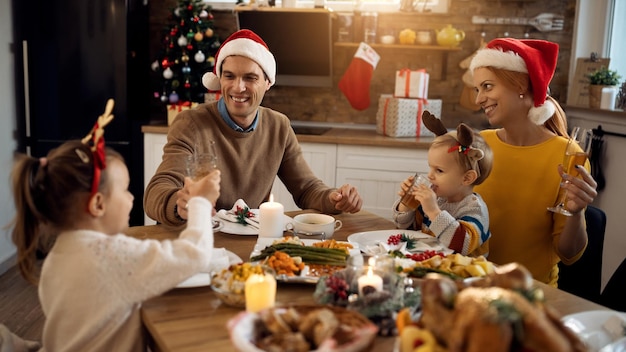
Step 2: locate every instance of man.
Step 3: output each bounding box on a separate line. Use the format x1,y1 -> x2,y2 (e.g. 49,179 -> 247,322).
144,29 -> 362,226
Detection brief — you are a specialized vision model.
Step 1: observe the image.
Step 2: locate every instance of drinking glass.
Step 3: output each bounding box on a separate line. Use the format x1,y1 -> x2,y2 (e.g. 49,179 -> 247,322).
547,127 -> 593,216
400,173 -> 431,211
186,140 -> 218,180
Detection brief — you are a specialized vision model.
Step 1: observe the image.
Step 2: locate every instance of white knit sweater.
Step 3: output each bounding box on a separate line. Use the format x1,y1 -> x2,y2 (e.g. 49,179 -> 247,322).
38,197 -> 215,352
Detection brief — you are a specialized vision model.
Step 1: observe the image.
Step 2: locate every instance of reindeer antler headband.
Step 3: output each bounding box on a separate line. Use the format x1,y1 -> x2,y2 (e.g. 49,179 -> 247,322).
81,99 -> 115,197
422,110 -> 485,174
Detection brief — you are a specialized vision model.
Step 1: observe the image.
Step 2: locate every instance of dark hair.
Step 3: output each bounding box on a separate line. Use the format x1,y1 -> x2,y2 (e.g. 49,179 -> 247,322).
9,140 -> 122,283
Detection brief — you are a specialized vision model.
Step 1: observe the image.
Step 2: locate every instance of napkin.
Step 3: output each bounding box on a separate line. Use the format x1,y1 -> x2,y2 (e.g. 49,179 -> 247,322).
216,199 -> 260,230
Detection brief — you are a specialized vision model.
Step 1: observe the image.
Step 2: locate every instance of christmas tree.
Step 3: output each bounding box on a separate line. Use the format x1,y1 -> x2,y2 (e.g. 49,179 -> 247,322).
151,0 -> 221,105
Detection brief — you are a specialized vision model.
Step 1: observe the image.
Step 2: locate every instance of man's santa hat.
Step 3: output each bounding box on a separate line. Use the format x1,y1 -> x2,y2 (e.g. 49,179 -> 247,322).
202,29 -> 276,91
469,38 -> 559,125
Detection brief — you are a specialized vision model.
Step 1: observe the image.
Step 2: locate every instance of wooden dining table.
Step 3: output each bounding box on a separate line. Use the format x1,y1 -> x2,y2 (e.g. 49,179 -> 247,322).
125,210 -> 609,352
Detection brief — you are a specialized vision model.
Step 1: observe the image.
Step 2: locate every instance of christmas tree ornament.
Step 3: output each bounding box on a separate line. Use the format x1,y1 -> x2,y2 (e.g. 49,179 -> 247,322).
338,42 -> 380,110
194,50 -> 206,63
152,0 -> 220,106
208,56 -> 215,65
151,60 -> 160,71
163,67 -> 174,79
169,91 -> 180,103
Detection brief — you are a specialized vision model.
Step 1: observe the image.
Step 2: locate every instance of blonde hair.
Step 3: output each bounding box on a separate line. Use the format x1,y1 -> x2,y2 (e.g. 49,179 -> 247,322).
431,129 -> 494,185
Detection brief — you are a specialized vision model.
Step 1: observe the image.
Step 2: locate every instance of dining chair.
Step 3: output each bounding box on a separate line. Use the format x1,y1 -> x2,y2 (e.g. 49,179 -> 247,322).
599,256 -> 626,312
557,205 -> 606,303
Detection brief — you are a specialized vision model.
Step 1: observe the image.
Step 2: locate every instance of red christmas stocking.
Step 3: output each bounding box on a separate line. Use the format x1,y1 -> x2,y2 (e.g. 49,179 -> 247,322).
338,43 -> 380,111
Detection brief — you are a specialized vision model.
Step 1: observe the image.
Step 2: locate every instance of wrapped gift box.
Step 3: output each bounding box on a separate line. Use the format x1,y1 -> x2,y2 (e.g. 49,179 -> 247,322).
167,102 -> 198,125
376,95 -> 442,137
205,92 -> 222,104
394,69 -> 429,99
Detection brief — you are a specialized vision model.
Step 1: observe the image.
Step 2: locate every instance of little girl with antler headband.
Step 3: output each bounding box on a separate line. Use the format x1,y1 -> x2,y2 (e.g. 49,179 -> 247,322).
9,100 -> 224,351
393,111 -> 494,257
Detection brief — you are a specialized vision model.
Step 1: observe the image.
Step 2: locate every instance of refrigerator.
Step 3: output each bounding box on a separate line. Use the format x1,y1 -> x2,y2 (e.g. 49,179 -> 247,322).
12,0 -> 151,226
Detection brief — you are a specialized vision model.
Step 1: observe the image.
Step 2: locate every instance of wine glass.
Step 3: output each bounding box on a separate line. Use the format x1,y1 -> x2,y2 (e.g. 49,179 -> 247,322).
547,127 -> 593,216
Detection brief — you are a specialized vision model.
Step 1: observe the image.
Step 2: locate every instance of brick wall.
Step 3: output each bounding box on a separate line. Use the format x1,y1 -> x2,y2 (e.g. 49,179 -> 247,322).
150,0 -> 575,128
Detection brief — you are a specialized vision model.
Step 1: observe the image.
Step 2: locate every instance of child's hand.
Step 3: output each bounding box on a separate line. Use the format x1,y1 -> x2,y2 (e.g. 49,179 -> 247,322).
187,170 -> 221,205
413,184 -> 439,218
398,175 -> 415,197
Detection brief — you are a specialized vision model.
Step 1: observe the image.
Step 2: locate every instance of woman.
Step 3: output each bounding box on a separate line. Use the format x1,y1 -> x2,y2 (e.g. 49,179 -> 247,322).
470,38 -> 598,286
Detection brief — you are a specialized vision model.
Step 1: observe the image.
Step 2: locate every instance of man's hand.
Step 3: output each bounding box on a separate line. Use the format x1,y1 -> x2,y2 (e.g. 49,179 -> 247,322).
329,184 -> 362,213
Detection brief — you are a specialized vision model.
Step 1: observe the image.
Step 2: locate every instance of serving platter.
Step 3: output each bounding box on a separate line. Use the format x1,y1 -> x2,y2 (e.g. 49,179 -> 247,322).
562,310 -> 626,351
347,229 -> 453,255
250,237 -> 360,284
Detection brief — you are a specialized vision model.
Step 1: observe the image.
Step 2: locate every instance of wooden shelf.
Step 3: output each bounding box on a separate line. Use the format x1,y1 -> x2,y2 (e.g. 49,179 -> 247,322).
333,42 -> 462,51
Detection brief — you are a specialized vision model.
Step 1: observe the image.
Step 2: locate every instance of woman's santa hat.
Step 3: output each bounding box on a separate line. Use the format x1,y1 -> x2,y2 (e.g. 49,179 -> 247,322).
202,29 -> 276,91
469,38 -> 559,125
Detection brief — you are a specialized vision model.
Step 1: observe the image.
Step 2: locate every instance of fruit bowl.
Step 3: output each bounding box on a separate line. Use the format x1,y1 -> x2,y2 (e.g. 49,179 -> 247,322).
210,278 -> 246,308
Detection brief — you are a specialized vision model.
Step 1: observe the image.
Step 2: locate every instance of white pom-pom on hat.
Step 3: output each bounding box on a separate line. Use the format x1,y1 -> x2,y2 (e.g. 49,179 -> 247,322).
202,29 -> 276,91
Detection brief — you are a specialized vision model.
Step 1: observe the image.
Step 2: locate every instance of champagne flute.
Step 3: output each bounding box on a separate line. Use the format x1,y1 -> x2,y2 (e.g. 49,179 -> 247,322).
547,127 -> 593,216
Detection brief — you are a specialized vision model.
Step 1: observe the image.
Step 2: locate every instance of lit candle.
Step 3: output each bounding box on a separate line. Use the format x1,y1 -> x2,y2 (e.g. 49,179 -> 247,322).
244,272 -> 277,313
358,266 -> 383,296
259,194 -> 284,238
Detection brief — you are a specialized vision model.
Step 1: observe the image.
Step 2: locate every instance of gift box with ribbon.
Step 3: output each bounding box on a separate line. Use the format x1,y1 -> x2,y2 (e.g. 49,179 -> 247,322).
205,92 -> 222,104
394,69 -> 429,99
167,102 -> 198,125
375,94 -> 442,137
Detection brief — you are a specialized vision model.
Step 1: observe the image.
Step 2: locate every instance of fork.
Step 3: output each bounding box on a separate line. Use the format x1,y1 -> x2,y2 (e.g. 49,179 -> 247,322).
526,13 -> 564,32
471,13 -> 564,32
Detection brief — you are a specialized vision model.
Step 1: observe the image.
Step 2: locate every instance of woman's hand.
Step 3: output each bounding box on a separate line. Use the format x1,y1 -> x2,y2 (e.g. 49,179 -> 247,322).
559,164 -> 598,214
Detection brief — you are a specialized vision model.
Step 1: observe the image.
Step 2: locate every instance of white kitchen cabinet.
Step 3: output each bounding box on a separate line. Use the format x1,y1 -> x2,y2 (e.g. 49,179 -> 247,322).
271,143 -> 337,211
335,145 -> 429,220
567,107 -> 626,290
144,133 -> 168,225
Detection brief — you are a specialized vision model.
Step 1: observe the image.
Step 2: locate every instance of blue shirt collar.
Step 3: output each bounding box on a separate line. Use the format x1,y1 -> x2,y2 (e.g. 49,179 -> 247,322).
217,98 -> 258,132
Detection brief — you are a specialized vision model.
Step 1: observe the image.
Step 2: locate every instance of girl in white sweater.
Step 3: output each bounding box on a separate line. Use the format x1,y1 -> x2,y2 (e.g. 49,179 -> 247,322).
10,107 -> 221,351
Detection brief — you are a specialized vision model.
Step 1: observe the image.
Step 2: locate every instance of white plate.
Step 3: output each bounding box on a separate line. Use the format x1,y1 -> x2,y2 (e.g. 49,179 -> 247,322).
175,250 -> 243,288
215,209 -> 293,235
562,310 -> 626,351
347,229 -> 452,255
250,238 -> 360,284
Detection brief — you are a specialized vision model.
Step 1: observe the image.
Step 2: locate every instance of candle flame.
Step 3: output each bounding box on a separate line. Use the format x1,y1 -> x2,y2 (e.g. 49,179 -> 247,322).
269,194 -> 274,203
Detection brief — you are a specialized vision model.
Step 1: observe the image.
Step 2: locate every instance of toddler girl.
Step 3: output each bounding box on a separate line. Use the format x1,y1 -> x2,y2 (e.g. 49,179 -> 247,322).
393,112 -> 493,257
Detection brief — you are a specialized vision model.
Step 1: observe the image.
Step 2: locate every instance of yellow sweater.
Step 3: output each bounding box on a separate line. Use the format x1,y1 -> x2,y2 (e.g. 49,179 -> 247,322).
474,130 -> 586,285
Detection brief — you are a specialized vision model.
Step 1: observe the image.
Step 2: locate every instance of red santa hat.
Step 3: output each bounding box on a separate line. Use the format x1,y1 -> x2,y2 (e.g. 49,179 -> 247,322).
469,38 -> 559,125
202,29 -> 276,91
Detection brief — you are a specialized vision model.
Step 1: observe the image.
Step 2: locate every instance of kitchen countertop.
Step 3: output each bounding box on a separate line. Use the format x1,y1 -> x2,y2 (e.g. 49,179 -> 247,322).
141,123 -> 434,149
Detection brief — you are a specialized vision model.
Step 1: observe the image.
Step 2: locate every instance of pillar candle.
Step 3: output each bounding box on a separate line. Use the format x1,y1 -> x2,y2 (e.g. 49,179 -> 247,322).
358,266 -> 383,296
259,194 -> 284,238
244,273 -> 277,313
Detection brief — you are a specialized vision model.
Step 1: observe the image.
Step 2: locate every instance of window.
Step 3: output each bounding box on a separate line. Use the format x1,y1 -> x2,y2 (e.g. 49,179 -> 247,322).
608,0 -> 625,82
